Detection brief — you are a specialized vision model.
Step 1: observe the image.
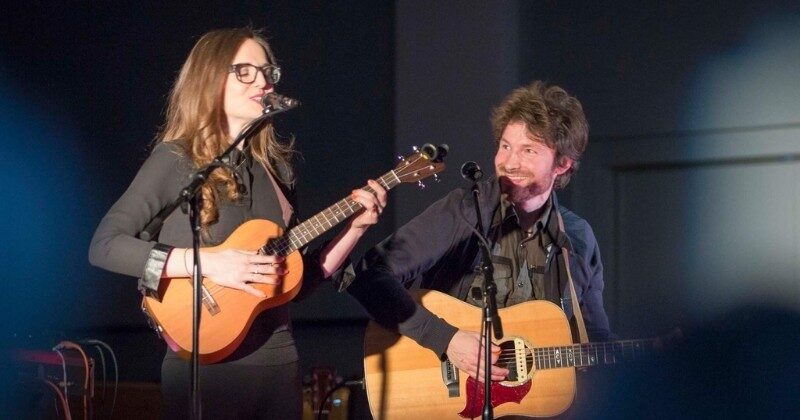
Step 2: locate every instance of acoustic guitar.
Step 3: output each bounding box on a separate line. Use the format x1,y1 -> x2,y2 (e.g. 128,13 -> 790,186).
142,146 -> 446,364
364,290 -> 673,419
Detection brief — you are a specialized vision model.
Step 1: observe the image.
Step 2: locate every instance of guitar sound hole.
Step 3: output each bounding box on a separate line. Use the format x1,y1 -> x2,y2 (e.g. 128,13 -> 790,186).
498,341 -> 520,381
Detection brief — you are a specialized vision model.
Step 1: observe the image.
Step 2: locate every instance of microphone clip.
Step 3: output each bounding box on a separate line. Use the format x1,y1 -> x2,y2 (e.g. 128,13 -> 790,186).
262,92 -> 301,115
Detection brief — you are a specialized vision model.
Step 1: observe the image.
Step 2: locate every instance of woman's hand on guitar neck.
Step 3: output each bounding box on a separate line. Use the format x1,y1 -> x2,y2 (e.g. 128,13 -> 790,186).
446,330 -> 509,382
182,248 -> 285,298
348,180 -> 388,231
319,180 -> 387,278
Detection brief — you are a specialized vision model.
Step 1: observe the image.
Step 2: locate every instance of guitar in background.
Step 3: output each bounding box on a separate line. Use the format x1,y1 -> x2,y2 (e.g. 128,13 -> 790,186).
302,367 -> 350,420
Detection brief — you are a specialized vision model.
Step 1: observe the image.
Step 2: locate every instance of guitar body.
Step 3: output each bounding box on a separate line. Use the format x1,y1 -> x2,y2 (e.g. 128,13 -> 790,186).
364,290 -> 576,419
142,219 -> 304,364
140,147 -> 446,364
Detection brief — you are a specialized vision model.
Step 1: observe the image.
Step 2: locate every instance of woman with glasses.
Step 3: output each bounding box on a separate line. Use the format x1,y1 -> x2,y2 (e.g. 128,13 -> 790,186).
89,28 -> 387,418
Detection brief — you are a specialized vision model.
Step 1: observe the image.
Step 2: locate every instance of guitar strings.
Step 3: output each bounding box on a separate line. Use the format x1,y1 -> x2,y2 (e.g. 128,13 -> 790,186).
494,340 -> 654,367
194,151 -> 436,299
269,152 -> 432,255
494,341 -> 651,358
261,164 -> 399,256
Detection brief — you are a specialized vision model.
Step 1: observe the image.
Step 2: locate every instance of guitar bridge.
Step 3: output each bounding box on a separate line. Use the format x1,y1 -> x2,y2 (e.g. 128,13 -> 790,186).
441,359 -> 460,397
201,285 -> 220,315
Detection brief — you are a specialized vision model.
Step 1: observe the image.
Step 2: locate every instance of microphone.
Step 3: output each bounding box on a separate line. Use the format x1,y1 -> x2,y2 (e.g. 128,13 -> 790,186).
460,161 -> 483,182
262,92 -> 301,113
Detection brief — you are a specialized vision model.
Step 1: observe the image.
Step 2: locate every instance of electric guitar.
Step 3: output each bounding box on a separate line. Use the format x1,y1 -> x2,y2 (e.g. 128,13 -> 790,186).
364,290 -> 676,419
142,146 -> 446,364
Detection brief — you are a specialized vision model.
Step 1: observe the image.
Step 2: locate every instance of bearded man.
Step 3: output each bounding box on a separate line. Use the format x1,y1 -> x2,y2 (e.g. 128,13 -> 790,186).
342,81 -> 613,381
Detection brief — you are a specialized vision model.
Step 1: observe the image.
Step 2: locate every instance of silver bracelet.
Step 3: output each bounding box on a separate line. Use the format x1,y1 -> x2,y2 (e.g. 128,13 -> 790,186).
183,248 -> 191,274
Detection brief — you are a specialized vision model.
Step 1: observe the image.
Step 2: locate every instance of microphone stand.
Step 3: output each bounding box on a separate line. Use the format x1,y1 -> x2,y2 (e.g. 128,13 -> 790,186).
467,180 -> 504,420
139,100 -> 297,419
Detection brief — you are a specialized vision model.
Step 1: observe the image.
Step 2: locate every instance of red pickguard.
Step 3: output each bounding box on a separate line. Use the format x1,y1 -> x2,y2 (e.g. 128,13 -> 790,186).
459,377 -> 532,418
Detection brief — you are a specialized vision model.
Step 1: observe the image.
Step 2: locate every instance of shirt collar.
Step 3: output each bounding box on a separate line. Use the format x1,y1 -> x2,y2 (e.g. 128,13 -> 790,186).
497,193 -> 554,235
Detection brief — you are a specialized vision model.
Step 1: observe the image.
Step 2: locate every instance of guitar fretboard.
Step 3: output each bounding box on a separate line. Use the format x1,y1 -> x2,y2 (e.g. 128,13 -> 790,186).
532,339 -> 657,370
260,171 -> 401,256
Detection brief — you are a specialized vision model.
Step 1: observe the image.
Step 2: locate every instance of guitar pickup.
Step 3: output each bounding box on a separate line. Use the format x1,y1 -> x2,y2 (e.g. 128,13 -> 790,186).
441,359 -> 460,397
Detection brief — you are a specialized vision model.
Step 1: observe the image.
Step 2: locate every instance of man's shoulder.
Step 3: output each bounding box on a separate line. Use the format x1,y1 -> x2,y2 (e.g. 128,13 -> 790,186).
557,205 -> 597,256
558,206 -> 590,229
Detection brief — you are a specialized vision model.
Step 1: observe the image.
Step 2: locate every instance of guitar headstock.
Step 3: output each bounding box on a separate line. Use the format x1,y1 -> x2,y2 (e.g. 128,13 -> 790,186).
394,143 -> 448,187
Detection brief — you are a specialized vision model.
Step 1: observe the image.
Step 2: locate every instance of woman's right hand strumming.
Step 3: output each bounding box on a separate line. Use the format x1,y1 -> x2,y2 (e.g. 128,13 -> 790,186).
167,248 -> 285,298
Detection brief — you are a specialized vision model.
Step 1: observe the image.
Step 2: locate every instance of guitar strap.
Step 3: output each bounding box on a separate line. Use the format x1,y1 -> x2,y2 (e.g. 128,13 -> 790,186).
555,209 -> 589,344
265,166 -> 293,226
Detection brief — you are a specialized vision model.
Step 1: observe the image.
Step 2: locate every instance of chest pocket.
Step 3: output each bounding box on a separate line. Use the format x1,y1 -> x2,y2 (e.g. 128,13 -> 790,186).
466,255 -> 512,307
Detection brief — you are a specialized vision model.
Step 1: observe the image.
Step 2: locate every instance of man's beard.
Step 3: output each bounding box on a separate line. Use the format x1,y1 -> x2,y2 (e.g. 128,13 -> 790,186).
497,170 -> 554,204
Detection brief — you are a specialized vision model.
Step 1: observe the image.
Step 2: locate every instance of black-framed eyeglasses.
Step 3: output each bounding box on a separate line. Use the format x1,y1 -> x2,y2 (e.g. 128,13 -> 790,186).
229,63 -> 281,85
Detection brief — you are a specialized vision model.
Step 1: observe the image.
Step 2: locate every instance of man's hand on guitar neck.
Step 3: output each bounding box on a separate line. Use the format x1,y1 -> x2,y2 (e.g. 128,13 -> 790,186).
446,330 -> 509,382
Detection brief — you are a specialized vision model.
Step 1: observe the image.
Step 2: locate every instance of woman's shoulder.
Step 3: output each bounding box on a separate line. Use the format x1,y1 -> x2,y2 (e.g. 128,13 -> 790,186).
151,139 -> 188,157
134,140 -> 194,182
148,140 -> 192,166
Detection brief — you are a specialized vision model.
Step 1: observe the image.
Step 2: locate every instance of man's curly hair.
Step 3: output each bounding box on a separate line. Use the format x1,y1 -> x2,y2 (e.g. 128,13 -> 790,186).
491,81 -> 588,189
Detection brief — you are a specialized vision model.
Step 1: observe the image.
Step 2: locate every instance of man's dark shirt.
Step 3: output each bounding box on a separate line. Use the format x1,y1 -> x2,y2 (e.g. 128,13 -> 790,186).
342,178 -> 613,358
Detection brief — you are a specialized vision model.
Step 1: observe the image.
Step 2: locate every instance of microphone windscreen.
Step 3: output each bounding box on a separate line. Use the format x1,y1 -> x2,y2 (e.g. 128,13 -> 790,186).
460,161 -> 483,181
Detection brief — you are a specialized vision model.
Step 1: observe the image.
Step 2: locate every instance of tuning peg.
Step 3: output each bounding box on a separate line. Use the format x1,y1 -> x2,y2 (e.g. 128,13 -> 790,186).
435,144 -> 449,162
417,180 -> 426,189
419,144 -> 438,160
433,174 -> 441,182
412,145 -> 419,152
397,155 -> 404,161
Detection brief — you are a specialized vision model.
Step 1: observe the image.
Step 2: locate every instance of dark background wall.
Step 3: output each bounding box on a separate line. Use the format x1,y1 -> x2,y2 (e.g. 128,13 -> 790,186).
396,0 -> 800,332
3,0 -> 799,417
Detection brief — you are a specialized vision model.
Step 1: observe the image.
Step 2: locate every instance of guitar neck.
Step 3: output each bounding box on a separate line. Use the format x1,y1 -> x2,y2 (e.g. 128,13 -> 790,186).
262,170 -> 401,256
533,339 -> 658,370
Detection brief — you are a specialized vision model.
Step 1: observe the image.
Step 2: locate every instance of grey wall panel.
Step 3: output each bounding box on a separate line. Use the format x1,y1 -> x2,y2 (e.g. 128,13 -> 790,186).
614,157 -> 800,337
577,128 -> 800,338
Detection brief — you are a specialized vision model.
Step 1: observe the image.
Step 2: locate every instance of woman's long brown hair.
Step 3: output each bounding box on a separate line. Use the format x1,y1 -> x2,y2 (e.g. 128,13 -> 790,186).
157,28 -> 294,237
